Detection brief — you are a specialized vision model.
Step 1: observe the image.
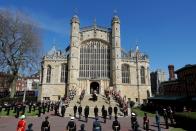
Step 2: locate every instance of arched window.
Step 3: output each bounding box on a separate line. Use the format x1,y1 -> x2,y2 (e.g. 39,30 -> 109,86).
121,64 -> 130,83
140,66 -> 145,84
46,65 -> 51,83
61,64 -> 68,83
79,40 -> 110,78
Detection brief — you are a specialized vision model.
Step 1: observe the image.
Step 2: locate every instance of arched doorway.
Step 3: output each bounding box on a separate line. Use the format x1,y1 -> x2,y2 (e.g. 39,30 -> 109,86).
90,82 -> 99,94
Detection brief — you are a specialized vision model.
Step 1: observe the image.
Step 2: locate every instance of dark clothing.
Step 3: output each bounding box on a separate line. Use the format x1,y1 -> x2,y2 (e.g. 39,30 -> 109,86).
101,106 -> 105,117
84,106 -> 89,121
94,107 -> 99,117
66,121 -> 76,131
41,120 -> 50,131
61,106 -> 65,117
114,107 -> 118,116
131,117 -> 139,131
78,106 -> 82,119
108,106 -> 113,119
112,120 -> 121,131
78,106 -> 82,115
93,120 -> 102,131
103,110 -> 107,123
38,106 -> 42,117
73,105 -> 77,117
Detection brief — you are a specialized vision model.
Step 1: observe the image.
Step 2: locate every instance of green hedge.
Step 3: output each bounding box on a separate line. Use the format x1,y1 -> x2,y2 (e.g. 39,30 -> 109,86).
174,112 -> 196,130
0,96 -> 37,104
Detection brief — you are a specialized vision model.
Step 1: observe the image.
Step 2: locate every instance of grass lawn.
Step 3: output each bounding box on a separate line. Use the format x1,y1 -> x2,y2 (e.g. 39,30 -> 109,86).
0,109 -> 38,117
132,108 -> 156,117
169,127 -> 187,131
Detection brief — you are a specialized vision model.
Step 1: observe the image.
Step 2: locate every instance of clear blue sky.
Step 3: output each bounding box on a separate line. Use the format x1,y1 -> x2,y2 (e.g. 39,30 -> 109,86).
1,0 -> 196,76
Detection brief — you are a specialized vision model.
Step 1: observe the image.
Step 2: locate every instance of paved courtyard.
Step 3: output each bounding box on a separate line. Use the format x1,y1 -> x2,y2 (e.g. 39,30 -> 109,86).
0,111 -> 170,131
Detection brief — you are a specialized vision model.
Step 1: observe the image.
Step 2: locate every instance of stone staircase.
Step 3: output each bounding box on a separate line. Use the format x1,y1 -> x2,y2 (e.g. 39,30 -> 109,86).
65,94 -> 123,117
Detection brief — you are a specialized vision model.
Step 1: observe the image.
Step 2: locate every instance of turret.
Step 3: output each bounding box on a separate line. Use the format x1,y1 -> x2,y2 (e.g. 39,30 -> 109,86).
111,15 -> 122,89
68,15 -> 80,94
70,15 -> 80,47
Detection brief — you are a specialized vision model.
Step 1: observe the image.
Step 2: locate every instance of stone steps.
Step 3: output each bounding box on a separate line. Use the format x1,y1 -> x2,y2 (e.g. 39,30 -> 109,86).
64,94 -> 123,117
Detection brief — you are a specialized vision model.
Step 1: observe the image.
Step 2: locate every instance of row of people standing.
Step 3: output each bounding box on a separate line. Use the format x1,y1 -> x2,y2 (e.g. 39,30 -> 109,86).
73,104 -> 119,123
66,116 -> 121,131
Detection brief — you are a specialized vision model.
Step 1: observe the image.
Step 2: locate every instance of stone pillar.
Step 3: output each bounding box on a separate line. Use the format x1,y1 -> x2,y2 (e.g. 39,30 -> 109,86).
111,15 -> 122,91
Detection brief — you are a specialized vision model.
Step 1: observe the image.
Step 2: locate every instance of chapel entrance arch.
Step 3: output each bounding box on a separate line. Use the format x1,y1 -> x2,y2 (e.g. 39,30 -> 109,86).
90,82 -> 99,94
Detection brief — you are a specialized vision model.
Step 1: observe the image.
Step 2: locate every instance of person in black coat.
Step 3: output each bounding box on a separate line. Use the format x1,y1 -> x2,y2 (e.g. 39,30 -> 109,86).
54,103 -> 58,116
73,105 -> 77,117
67,117 -> 76,131
108,105 -> 113,119
47,103 -> 50,112
61,105 -> 65,117
41,116 -> 50,131
42,103 -> 46,114
94,105 -> 99,118
28,102 -> 32,113
103,109 -> 107,123
38,104 -> 42,117
84,105 -> 89,122
78,105 -> 82,120
101,105 -> 105,118
114,106 -> 118,117
112,116 -> 121,131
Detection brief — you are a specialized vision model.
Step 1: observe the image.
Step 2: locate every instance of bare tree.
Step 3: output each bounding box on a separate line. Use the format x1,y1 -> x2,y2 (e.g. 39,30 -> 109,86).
0,9 -> 42,98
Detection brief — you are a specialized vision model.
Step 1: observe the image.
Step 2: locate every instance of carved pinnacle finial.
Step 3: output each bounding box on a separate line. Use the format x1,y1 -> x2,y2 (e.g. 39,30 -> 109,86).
136,40 -> 140,52
113,9 -> 118,16
93,18 -> 97,26
74,8 -> 78,16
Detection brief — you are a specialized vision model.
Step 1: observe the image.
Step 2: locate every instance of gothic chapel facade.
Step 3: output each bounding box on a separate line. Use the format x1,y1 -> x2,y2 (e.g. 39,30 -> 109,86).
40,15 -> 151,103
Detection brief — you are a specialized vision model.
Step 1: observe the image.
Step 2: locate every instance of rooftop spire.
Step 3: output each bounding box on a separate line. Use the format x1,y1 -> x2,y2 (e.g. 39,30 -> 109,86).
74,7 -> 78,16
112,9 -> 120,24
93,18 -> 97,27
113,9 -> 118,16
136,40 -> 140,52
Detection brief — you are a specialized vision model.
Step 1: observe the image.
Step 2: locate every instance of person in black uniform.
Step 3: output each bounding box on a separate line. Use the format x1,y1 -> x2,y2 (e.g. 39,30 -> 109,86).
0,104 -> 2,112
16,103 -> 21,118
29,102 -> 32,113
51,102 -> 54,111
101,105 -> 105,118
66,117 -> 76,131
84,105 -> 89,122
6,104 -> 10,115
103,109 -> 107,123
47,102 -> 50,112
78,105 -> 82,120
54,103 -> 58,116
108,105 -> 113,119
114,106 -> 118,117
94,105 -> 99,118
73,105 -> 77,117
61,105 -> 65,117
41,116 -> 50,131
38,104 -> 42,117
42,103 -> 46,114
33,103 -> 36,112
112,116 -> 121,131
22,103 -> 26,114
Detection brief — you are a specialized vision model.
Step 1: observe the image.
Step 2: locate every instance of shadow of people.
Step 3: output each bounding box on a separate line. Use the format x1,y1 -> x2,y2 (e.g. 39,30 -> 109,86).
26,123 -> 33,131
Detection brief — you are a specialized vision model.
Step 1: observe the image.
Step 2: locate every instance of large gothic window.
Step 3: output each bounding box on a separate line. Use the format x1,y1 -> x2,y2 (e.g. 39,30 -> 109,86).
61,64 -> 68,83
141,66 -> 145,84
46,65 -> 51,83
121,64 -> 130,83
79,40 -> 110,78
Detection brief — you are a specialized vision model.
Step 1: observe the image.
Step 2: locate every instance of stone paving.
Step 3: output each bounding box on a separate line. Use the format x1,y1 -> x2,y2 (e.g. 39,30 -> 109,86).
0,111 -> 170,131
